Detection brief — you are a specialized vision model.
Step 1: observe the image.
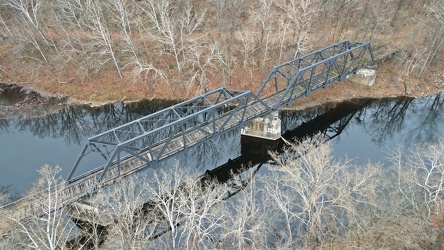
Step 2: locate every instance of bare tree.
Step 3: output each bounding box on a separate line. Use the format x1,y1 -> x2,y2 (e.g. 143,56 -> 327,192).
277,18 -> 291,63
135,0 -> 206,94
187,40 -> 219,95
220,170 -> 265,249
249,0 -> 276,72
94,175 -> 155,249
50,0 -> 88,80
430,1 -> 444,23
336,138 -> 444,249
415,1 -> 444,76
208,0 -> 245,87
275,0 -> 316,58
237,29 -> 257,88
0,185 -> 12,206
105,0 -> 166,87
0,185 -> 17,249
391,138 -> 444,218
176,178 -> 226,249
122,164 -> 227,249
4,0 -> 54,48
0,10 -> 13,39
265,138 -> 378,246
3,0 -> 66,82
86,1 -> 123,81
12,165 -> 79,250
51,0 -> 124,81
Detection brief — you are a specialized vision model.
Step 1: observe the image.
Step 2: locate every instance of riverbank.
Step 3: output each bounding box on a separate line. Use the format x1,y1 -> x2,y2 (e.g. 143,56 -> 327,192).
1,60 -> 443,119
287,60 -> 444,110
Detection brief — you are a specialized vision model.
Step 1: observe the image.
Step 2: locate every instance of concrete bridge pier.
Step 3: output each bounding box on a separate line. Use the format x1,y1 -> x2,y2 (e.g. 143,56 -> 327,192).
64,200 -> 112,247
241,111 -> 281,140
66,200 -> 115,228
241,111 -> 282,155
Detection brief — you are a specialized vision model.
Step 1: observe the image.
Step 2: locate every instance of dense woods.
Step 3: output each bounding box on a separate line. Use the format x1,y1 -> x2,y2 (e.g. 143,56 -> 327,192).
0,0 -> 443,99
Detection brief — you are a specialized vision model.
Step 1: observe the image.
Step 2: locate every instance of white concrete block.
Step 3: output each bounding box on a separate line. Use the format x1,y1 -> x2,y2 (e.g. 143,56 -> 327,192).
347,69 -> 376,86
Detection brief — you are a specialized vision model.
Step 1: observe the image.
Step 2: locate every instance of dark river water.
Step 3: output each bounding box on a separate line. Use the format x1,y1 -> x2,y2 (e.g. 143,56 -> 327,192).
0,93 -> 443,196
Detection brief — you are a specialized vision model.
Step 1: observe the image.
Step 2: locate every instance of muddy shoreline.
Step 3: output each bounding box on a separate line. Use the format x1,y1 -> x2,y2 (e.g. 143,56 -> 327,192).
0,83 -> 68,120
1,78 -> 443,120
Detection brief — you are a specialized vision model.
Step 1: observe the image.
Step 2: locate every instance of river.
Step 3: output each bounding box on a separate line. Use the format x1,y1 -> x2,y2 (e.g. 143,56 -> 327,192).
0,93 -> 443,196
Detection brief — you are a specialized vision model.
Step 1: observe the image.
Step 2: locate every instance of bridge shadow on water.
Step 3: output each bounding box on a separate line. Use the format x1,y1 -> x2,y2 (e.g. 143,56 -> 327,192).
66,98 -> 374,247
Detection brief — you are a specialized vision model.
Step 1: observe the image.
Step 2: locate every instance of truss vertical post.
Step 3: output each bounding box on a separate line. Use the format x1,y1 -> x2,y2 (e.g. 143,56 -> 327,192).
98,149 -> 118,182
324,61 -> 332,87
117,150 -> 121,177
68,144 -> 89,181
286,81 -> 296,106
341,53 -> 349,80
181,124 -> 187,150
308,66 -> 316,93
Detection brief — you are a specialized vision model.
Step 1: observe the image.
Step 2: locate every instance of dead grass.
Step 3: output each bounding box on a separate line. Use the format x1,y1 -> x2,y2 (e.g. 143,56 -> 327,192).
6,55 -> 443,109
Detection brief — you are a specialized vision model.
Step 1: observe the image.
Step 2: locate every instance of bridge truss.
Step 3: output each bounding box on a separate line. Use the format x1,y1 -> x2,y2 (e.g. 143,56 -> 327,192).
68,88 -> 270,182
257,40 -> 374,110
68,40 -> 374,184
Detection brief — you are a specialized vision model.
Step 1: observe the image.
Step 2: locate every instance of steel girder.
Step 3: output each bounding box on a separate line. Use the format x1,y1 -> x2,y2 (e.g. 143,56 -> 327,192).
257,40 -> 375,110
68,88 -> 270,182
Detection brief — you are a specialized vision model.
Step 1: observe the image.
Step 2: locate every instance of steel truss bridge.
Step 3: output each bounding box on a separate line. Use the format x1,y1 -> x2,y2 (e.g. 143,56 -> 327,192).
0,40 -> 374,223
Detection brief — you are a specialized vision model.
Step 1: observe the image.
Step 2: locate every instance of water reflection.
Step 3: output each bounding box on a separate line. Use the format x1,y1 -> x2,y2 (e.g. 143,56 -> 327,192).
0,100 -> 177,145
359,94 -> 444,145
281,99 -> 373,140
0,100 -> 176,194
354,93 -> 444,146
0,93 -> 443,195
334,94 -> 443,165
